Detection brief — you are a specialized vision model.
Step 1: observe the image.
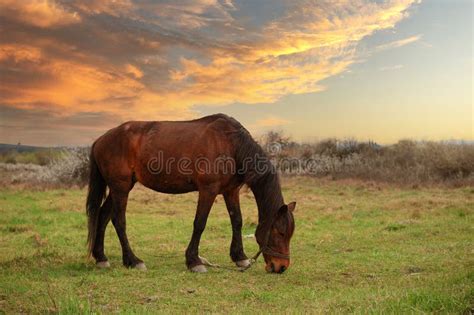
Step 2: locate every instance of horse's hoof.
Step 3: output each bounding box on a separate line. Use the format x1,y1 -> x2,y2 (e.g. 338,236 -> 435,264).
190,265 -> 207,273
199,256 -> 212,266
96,261 -> 110,268
236,259 -> 251,268
134,262 -> 147,271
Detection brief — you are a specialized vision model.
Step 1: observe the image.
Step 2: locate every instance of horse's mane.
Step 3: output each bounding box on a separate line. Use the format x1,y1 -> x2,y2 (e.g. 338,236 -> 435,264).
214,114 -> 285,224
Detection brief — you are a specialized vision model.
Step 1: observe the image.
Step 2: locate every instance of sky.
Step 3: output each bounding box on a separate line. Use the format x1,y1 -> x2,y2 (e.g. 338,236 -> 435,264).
0,0 -> 472,146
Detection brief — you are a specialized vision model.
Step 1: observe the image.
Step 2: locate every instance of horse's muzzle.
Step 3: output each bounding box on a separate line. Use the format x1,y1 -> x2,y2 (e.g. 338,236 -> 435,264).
266,260 -> 289,273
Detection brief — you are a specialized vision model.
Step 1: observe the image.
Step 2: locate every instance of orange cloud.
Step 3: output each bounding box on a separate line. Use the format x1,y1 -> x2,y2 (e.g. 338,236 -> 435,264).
125,64 -> 144,79
0,0 -> 80,28
0,44 -> 143,112
0,0 -> 420,142
71,0 -> 133,17
168,0 -> 420,106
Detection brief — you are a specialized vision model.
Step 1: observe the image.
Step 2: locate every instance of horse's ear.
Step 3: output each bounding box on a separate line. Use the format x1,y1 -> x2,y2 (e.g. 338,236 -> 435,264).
278,204 -> 288,215
287,202 -> 296,212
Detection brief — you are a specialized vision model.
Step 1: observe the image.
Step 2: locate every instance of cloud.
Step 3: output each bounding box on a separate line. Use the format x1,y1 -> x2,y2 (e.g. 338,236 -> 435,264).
375,35 -> 422,52
125,64 -> 144,79
0,0 -> 420,144
379,64 -> 404,71
0,0 -> 80,28
0,43 -> 145,114
138,0 -> 236,29
167,0 -> 420,105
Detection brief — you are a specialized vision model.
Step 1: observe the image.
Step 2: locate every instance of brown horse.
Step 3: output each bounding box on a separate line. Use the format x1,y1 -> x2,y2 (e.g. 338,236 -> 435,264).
86,114 -> 295,273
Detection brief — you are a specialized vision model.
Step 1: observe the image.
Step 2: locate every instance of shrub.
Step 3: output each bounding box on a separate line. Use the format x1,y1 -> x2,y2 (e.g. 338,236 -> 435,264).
259,131 -> 474,186
1,147 -> 90,188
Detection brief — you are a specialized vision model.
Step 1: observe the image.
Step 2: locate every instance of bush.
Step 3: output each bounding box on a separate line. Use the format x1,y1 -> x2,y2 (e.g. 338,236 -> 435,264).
259,131 -> 474,185
1,147 -> 90,188
49,147 -> 90,186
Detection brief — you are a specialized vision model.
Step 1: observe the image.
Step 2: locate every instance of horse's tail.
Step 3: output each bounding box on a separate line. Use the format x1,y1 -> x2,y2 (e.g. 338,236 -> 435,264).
86,146 -> 107,257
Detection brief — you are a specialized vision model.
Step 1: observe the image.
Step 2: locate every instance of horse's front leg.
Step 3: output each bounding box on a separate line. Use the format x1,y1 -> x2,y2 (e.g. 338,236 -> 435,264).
224,188 -> 250,268
185,189 -> 217,272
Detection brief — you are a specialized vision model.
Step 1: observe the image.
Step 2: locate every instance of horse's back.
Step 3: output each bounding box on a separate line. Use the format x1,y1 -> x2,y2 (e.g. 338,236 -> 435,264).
93,114 -> 245,193
135,115 -> 241,192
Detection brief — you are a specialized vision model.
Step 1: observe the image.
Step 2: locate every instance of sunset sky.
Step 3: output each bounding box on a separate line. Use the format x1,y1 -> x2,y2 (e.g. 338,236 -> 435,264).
0,0 -> 472,146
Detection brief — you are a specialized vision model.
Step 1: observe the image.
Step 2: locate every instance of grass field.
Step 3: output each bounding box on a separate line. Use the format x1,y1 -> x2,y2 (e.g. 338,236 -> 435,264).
0,177 -> 473,313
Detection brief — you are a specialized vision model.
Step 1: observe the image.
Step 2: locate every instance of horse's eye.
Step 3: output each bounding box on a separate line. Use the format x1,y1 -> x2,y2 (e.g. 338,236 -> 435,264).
278,231 -> 285,237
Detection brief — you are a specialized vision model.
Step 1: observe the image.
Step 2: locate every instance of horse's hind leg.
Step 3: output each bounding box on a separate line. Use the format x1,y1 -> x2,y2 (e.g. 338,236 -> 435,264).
110,190 -> 146,270
223,188 -> 249,268
93,195 -> 113,268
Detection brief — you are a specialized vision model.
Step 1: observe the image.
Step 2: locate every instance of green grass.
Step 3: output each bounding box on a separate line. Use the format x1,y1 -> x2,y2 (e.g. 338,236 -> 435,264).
0,178 -> 473,313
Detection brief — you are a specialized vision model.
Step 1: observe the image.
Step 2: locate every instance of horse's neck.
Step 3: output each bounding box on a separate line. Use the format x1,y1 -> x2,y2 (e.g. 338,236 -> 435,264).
250,172 -> 284,227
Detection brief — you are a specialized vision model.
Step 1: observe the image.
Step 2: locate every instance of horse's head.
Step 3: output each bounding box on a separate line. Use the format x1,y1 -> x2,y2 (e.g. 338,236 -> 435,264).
257,202 -> 296,273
